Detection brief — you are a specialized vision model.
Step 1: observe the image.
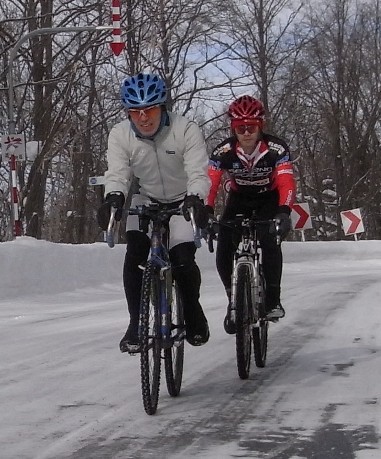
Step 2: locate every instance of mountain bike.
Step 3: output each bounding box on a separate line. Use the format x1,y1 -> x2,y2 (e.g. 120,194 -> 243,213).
207,213 -> 281,379
107,203 -> 201,415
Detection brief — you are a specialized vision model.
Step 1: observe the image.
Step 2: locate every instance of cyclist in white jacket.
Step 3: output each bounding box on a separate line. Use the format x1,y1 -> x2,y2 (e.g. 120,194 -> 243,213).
97,73 -> 211,353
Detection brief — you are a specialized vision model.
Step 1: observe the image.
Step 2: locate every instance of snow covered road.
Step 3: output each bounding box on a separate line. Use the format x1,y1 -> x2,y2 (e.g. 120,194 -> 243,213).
1,238 -> 380,458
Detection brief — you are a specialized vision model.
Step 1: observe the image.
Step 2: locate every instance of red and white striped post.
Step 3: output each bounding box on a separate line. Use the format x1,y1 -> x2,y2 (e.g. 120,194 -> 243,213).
10,152 -> 22,236
110,0 -> 125,56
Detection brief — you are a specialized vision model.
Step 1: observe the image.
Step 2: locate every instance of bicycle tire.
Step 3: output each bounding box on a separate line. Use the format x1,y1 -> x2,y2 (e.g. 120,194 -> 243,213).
253,273 -> 268,368
235,264 -> 253,379
140,261 -> 161,415
164,280 -> 185,397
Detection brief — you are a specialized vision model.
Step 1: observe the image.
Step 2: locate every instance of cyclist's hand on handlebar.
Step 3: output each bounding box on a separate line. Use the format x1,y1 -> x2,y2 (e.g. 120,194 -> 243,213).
205,205 -> 215,218
270,208 -> 291,239
97,192 -> 125,230
182,195 -> 209,229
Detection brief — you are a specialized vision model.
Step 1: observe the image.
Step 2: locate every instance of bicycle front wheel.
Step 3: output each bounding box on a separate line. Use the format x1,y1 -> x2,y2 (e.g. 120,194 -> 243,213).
164,280 -> 185,397
235,264 -> 253,379
253,273 -> 268,368
140,261 -> 161,415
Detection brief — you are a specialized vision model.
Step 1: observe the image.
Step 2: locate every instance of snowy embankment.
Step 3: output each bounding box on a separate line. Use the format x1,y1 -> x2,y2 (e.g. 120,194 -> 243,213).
1,237 -> 125,300
1,236 -> 381,458
2,236 -> 381,301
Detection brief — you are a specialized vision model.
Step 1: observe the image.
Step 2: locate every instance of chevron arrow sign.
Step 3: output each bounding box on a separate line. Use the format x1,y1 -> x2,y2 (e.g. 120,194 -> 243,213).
340,208 -> 364,235
291,203 -> 313,230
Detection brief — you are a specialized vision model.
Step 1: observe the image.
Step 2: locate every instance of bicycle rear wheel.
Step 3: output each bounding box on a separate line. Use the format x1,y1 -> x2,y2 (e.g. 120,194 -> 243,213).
253,273 -> 268,367
164,280 -> 185,396
235,264 -> 253,379
140,261 -> 161,415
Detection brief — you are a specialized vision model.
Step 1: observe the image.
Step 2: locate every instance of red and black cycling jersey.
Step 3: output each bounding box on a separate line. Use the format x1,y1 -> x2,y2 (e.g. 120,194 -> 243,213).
207,133 -> 296,209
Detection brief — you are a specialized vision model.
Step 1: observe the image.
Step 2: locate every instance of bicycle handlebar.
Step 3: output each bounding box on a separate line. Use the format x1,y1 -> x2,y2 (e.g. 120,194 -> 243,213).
105,203 -> 202,248
205,215 -> 282,253
128,204 -> 182,221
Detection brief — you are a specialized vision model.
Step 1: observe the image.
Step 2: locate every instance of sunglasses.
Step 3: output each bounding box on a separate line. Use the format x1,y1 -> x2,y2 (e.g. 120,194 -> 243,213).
128,105 -> 161,117
235,124 -> 258,135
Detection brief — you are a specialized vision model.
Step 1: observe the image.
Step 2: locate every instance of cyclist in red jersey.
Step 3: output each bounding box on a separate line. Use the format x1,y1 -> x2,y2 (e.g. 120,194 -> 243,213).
206,95 -> 296,333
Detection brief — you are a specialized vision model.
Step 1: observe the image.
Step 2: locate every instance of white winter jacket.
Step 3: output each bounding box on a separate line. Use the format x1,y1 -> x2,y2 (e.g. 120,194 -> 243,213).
104,112 -> 210,203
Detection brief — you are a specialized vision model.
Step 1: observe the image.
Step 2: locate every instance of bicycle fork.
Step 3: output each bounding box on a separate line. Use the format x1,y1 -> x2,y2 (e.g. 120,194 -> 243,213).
159,266 -> 173,349
232,256 -> 261,328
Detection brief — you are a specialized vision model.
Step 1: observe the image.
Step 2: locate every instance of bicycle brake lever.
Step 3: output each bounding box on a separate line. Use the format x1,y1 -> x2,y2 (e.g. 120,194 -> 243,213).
189,208 -> 202,248
208,232 -> 214,253
106,207 -> 117,248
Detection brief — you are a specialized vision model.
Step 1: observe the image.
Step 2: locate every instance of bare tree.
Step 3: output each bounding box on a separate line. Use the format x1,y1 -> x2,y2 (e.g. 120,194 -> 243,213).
295,0 -> 381,239
2,0 -> 379,242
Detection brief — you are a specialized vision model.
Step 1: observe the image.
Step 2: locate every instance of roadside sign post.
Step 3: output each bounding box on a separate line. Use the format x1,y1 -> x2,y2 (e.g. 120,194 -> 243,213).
89,176 -> 108,242
1,134 -> 26,236
340,208 -> 364,240
291,203 -> 313,241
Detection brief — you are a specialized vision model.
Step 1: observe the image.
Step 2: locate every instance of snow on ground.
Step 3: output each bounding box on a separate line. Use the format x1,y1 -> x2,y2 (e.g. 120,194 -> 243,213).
1,237 -> 380,458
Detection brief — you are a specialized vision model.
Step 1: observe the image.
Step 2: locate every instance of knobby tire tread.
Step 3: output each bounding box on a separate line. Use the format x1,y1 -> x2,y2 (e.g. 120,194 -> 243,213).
140,261 -> 161,415
253,273 -> 268,368
164,281 -> 185,397
235,264 -> 252,379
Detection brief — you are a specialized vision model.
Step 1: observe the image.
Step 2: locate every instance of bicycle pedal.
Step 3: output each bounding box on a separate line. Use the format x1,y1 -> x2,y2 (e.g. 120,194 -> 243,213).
173,331 -> 186,346
125,345 -> 141,354
266,316 -> 279,323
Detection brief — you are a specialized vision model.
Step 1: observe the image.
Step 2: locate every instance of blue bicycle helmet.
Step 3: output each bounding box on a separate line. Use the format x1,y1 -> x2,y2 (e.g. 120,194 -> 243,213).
120,73 -> 167,109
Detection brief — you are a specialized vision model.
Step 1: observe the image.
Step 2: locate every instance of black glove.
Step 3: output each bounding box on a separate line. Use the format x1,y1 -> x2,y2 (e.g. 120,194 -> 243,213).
202,205 -> 216,243
205,205 -> 215,217
97,192 -> 125,230
182,195 -> 209,229
271,207 -> 291,239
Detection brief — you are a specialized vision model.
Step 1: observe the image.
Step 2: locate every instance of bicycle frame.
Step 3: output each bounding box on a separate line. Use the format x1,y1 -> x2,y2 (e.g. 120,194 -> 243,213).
106,201 -> 200,414
151,214 -> 175,348
206,212 -> 281,377
130,204 -> 200,346
107,202 -> 200,348
231,216 -> 264,327
130,204 -> 181,347
133,203 -> 200,413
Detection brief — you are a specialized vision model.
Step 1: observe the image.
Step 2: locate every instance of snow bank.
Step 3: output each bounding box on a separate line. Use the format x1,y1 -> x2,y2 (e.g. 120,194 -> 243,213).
2,237 -> 381,299
0,237 -> 125,299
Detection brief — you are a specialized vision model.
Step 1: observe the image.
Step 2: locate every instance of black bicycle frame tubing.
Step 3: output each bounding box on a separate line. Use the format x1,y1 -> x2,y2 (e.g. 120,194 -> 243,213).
250,225 -> 261,279
150,220 -> 172,346
250,226 -> 262,317
129,204 -> 186,347
232,220 -> 253,307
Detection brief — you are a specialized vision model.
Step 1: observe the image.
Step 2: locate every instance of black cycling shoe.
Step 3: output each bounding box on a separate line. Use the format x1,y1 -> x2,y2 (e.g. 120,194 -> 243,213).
223,314 -> 236,334
119,324 -> 140,354
223,303 -> 236,334
186,321 -> 210,346
265,304 -> 285,322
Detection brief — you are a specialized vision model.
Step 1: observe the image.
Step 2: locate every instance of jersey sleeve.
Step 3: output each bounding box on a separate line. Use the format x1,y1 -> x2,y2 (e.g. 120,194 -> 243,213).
206,139 -> 234,207
206,165 -> 224,207
104,123 -> 132,197
273,149 -> 296,209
